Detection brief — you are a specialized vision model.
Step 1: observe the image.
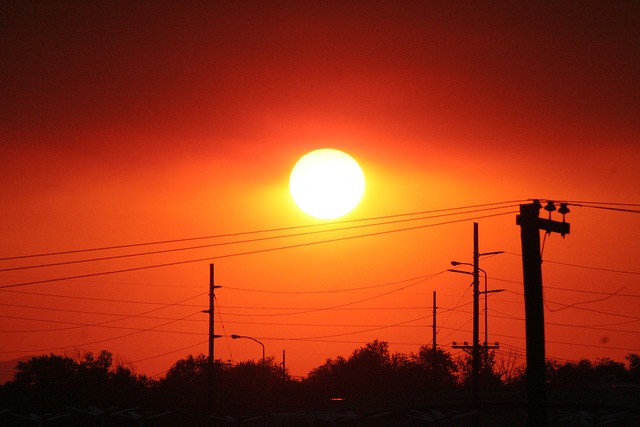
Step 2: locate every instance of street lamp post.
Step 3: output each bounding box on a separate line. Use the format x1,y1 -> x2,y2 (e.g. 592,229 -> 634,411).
231,335 -> 266,392
450,260 -> 504,369
449,245 -> 504,409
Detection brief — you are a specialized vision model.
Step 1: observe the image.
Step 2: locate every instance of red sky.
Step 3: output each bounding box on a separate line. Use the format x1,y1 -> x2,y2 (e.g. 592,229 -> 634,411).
1,1 -> 639,379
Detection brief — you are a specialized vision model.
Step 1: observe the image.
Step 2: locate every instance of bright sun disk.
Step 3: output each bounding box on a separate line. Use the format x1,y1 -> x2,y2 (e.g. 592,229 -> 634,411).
289,148 -> 365,220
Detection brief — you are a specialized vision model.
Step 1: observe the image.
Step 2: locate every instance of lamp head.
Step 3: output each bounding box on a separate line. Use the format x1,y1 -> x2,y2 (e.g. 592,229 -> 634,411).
231,334 -> 242,339
450,261 -> 462,266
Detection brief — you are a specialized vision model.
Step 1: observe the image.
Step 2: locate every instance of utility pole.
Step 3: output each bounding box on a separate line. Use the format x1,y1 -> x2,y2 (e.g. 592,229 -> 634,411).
202,264 -> 222,421
516,201 -> 569,427
432,290 -> 438,379
472,222 -> 480,409
450,224 -> 504,426
282,350 -> 286,382
432,290 -> 437,356
451,222 -> 480,426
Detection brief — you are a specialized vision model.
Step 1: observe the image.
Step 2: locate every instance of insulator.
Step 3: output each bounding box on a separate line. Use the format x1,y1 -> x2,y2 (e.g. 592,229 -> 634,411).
544,200 -> 556,212
558,203 -> 570,215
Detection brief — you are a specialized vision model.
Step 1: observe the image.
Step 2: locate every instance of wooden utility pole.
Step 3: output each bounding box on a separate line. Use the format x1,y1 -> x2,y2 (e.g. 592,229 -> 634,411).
472,222 -> 480,408
203,264 -> 222,421
516,201 -> 569,427
432,290 -> 437,356
450,223 -> 481,426
209,264 -> 215,369
282,350 -> 286,381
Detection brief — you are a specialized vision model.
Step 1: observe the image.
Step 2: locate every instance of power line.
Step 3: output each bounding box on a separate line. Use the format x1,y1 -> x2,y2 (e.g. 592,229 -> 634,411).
214,294 -> 234,363
0,302 -> 206,333
0,271 -> 447,356
0,314 -> 206,335
0,311 -> 204,355
219,305 -> 432,311
544,287 -> 628,312
132,340 -> 208,365
489,307 -> 640,335
2,198 -> 637,373
0,291 -> 205,337
0,211 -> 514,289
211,320 -> 433,329
218,272 -> 445,318
285,315 -> 433,341
560,200 -> 640,214
223,274 -> 439,294
503,289 -> 640,320
504,251 -> 640,275
0,288 -> 204,305
578,204 -> 640,214
1,204 -> 519,273
0,200 -> 525,262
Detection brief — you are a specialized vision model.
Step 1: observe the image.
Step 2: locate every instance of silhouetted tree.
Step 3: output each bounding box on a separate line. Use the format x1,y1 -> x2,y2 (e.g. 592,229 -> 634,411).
414,345 -> 459,388
547,358 -> 598,390
388,345 -> 459,403
4,346 -> 637,422
158,354 -> 211,422
223,356 -> 290,413
341,339 -> 394,404
2,350 -> 149,413
593,357 -> 627,379
7,353 -> 77,412
492,349 -> 525,388
626,353 -> 640,381
307,340 -> 397,405
306,355 -> 348,403
479,350 -> 506,391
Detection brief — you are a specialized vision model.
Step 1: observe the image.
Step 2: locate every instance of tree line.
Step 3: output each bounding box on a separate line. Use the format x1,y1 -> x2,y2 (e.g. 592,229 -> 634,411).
1,340 -> 638,425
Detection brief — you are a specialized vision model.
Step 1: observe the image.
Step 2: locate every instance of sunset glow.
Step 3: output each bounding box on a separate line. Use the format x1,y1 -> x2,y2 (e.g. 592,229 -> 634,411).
0,1 -> 638,394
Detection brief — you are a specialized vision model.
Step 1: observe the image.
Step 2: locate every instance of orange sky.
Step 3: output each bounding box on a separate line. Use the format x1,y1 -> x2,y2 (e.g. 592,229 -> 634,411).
1,1 -> 639,380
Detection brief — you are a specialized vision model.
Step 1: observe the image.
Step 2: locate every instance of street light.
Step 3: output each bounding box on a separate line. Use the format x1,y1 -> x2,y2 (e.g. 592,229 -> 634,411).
448,223 -> 502,425
230,334 -> 265,363
449,260 -> 504,369
231,334 -> 266,390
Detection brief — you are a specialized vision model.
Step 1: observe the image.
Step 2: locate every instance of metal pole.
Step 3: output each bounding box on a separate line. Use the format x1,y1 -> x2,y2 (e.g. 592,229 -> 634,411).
208,264 -> 215,419
205,264 -> 222,421
209,264 -> 214,367
484,272 -> 488,369
472,222 -> 480,408
432,290 -> 437,354
282,349 -> 286,381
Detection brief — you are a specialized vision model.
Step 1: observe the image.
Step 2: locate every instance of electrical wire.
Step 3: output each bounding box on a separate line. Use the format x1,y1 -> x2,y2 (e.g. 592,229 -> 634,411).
0,302 -> 205,333
0,292 -> 206,335
0,210 -> 517,290
0,314 -> 206,335
0,288 -> 204,306
436,280 -> 473,342
223,273 -> 438,294
132,340 -> 208,365
288,315 -> 433,341
0,200 -> 526,262
505,251 -> 640,275
489,307 -> 640,334
503,289 -> 640,320
1,204 -> 520,273
217,272 -> 445,318
544,287 -> 627,312
0,311 -> 204,355
2,198 -> 637,373
214,294 -> 234,363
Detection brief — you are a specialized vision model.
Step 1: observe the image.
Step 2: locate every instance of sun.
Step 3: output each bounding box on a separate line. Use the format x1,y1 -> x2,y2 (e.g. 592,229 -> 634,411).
289,148 -> 365,220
